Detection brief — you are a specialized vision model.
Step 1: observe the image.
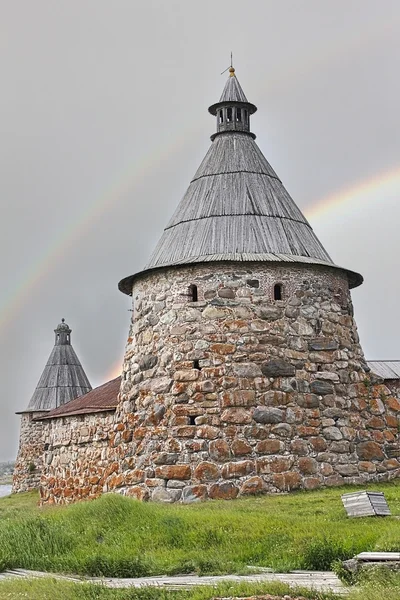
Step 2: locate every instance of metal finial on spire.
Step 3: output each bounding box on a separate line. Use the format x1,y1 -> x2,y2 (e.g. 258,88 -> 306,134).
229,52 -> 235,77
221,52 -> 235,76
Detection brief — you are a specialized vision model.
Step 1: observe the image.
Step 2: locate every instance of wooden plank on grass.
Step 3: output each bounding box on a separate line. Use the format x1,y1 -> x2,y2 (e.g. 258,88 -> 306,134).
341,491 -> 391,517
356,552 -> 400,561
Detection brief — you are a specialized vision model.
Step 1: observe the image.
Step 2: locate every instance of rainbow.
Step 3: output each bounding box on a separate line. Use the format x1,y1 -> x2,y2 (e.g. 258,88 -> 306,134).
304,165 -> 400,222
105,360 -> 125,382
0,126 -> 199,336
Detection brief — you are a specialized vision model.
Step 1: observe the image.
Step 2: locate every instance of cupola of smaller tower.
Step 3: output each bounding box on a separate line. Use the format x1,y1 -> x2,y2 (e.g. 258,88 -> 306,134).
208,66 -> 257,140
54,318 -> 71,345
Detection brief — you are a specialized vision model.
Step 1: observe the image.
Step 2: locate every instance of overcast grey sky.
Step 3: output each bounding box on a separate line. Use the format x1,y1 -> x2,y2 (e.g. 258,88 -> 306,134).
1,0 -> 400,461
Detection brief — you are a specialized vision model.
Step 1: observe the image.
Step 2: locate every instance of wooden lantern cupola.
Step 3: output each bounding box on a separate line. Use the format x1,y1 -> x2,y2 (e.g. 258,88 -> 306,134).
208,66 -> 257,141
54,318 -> 72,345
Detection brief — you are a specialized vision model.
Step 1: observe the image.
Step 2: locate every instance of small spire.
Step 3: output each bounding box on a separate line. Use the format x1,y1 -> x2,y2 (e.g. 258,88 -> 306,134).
209,65 -> 255,114
221,52 -> 235,76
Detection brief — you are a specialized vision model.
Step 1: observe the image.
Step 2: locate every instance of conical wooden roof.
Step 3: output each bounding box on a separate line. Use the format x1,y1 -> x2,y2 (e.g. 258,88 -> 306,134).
119,69 -> 362,293
219,69 -> 249,103
22,320 -> 92,413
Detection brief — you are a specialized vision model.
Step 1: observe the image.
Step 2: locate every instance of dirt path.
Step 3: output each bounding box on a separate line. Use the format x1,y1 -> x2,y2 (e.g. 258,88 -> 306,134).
0,569 -> 346,594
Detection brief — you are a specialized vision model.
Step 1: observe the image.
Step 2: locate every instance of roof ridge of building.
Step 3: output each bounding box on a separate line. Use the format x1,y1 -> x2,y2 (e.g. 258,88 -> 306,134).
39,376 -> 121,420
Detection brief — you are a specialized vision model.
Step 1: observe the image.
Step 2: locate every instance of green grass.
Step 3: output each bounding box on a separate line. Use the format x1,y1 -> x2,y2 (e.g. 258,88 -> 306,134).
0,490 -> 39,518
0,482 -> 399,577
346,569 -> 400,600
0,579 -> 340,600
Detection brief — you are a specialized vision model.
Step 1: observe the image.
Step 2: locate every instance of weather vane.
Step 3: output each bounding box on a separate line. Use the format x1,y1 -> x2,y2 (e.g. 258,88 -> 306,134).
221,52 -> 234,75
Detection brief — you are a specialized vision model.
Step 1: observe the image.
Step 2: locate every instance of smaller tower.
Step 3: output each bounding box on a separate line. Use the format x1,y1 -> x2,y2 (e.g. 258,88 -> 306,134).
13,320 -> 91,493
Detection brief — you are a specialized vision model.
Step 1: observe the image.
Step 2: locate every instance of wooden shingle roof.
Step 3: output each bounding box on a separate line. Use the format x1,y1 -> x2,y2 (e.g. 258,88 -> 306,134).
219,70 -> 248,103
19,320 -> 92,413
119,69 -> 363,294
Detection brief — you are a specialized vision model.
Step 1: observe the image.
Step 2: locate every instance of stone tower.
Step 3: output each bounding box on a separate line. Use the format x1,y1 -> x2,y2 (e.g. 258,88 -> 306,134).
112,69 -> 400,502
13,319 -> 91,492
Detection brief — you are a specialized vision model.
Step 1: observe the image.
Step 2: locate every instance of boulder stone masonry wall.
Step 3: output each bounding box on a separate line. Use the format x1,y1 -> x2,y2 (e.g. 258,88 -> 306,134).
38,412 -> 115,504
13,413 -> 47,493
386,379 -> 400,399
39,262 -> 400,503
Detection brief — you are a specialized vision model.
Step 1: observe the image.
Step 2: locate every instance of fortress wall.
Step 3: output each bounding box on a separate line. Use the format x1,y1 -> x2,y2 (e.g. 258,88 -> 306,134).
13,412 -> 47,493
38,411 -> 115,504
39,262 -> 400,504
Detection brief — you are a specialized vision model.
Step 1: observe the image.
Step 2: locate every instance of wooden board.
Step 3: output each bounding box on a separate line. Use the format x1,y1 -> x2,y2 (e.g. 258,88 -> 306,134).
356,552 -> 400,561
341,491 -> 391,517
0,569 -> 345,594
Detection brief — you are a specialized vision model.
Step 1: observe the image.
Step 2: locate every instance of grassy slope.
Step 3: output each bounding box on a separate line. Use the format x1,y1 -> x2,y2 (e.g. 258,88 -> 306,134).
0,482 -> 399,578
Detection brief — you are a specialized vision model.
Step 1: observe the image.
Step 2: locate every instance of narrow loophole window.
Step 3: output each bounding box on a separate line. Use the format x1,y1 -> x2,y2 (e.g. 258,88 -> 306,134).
274,283 -> 283,300
315,318 -> 322,335
227,107 -> 232,122
189,415 -> 198,425
193,359 -> 201,370
188,284 -> 198,302
335,288 -> 345,306
219,110 -> 224,124
236,108 -> 242,122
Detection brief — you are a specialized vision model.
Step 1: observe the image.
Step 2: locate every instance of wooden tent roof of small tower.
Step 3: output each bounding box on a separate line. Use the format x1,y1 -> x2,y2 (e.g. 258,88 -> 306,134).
119,67 -> 363,294
214,66 -> 252,104
17,319 -> 92,413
